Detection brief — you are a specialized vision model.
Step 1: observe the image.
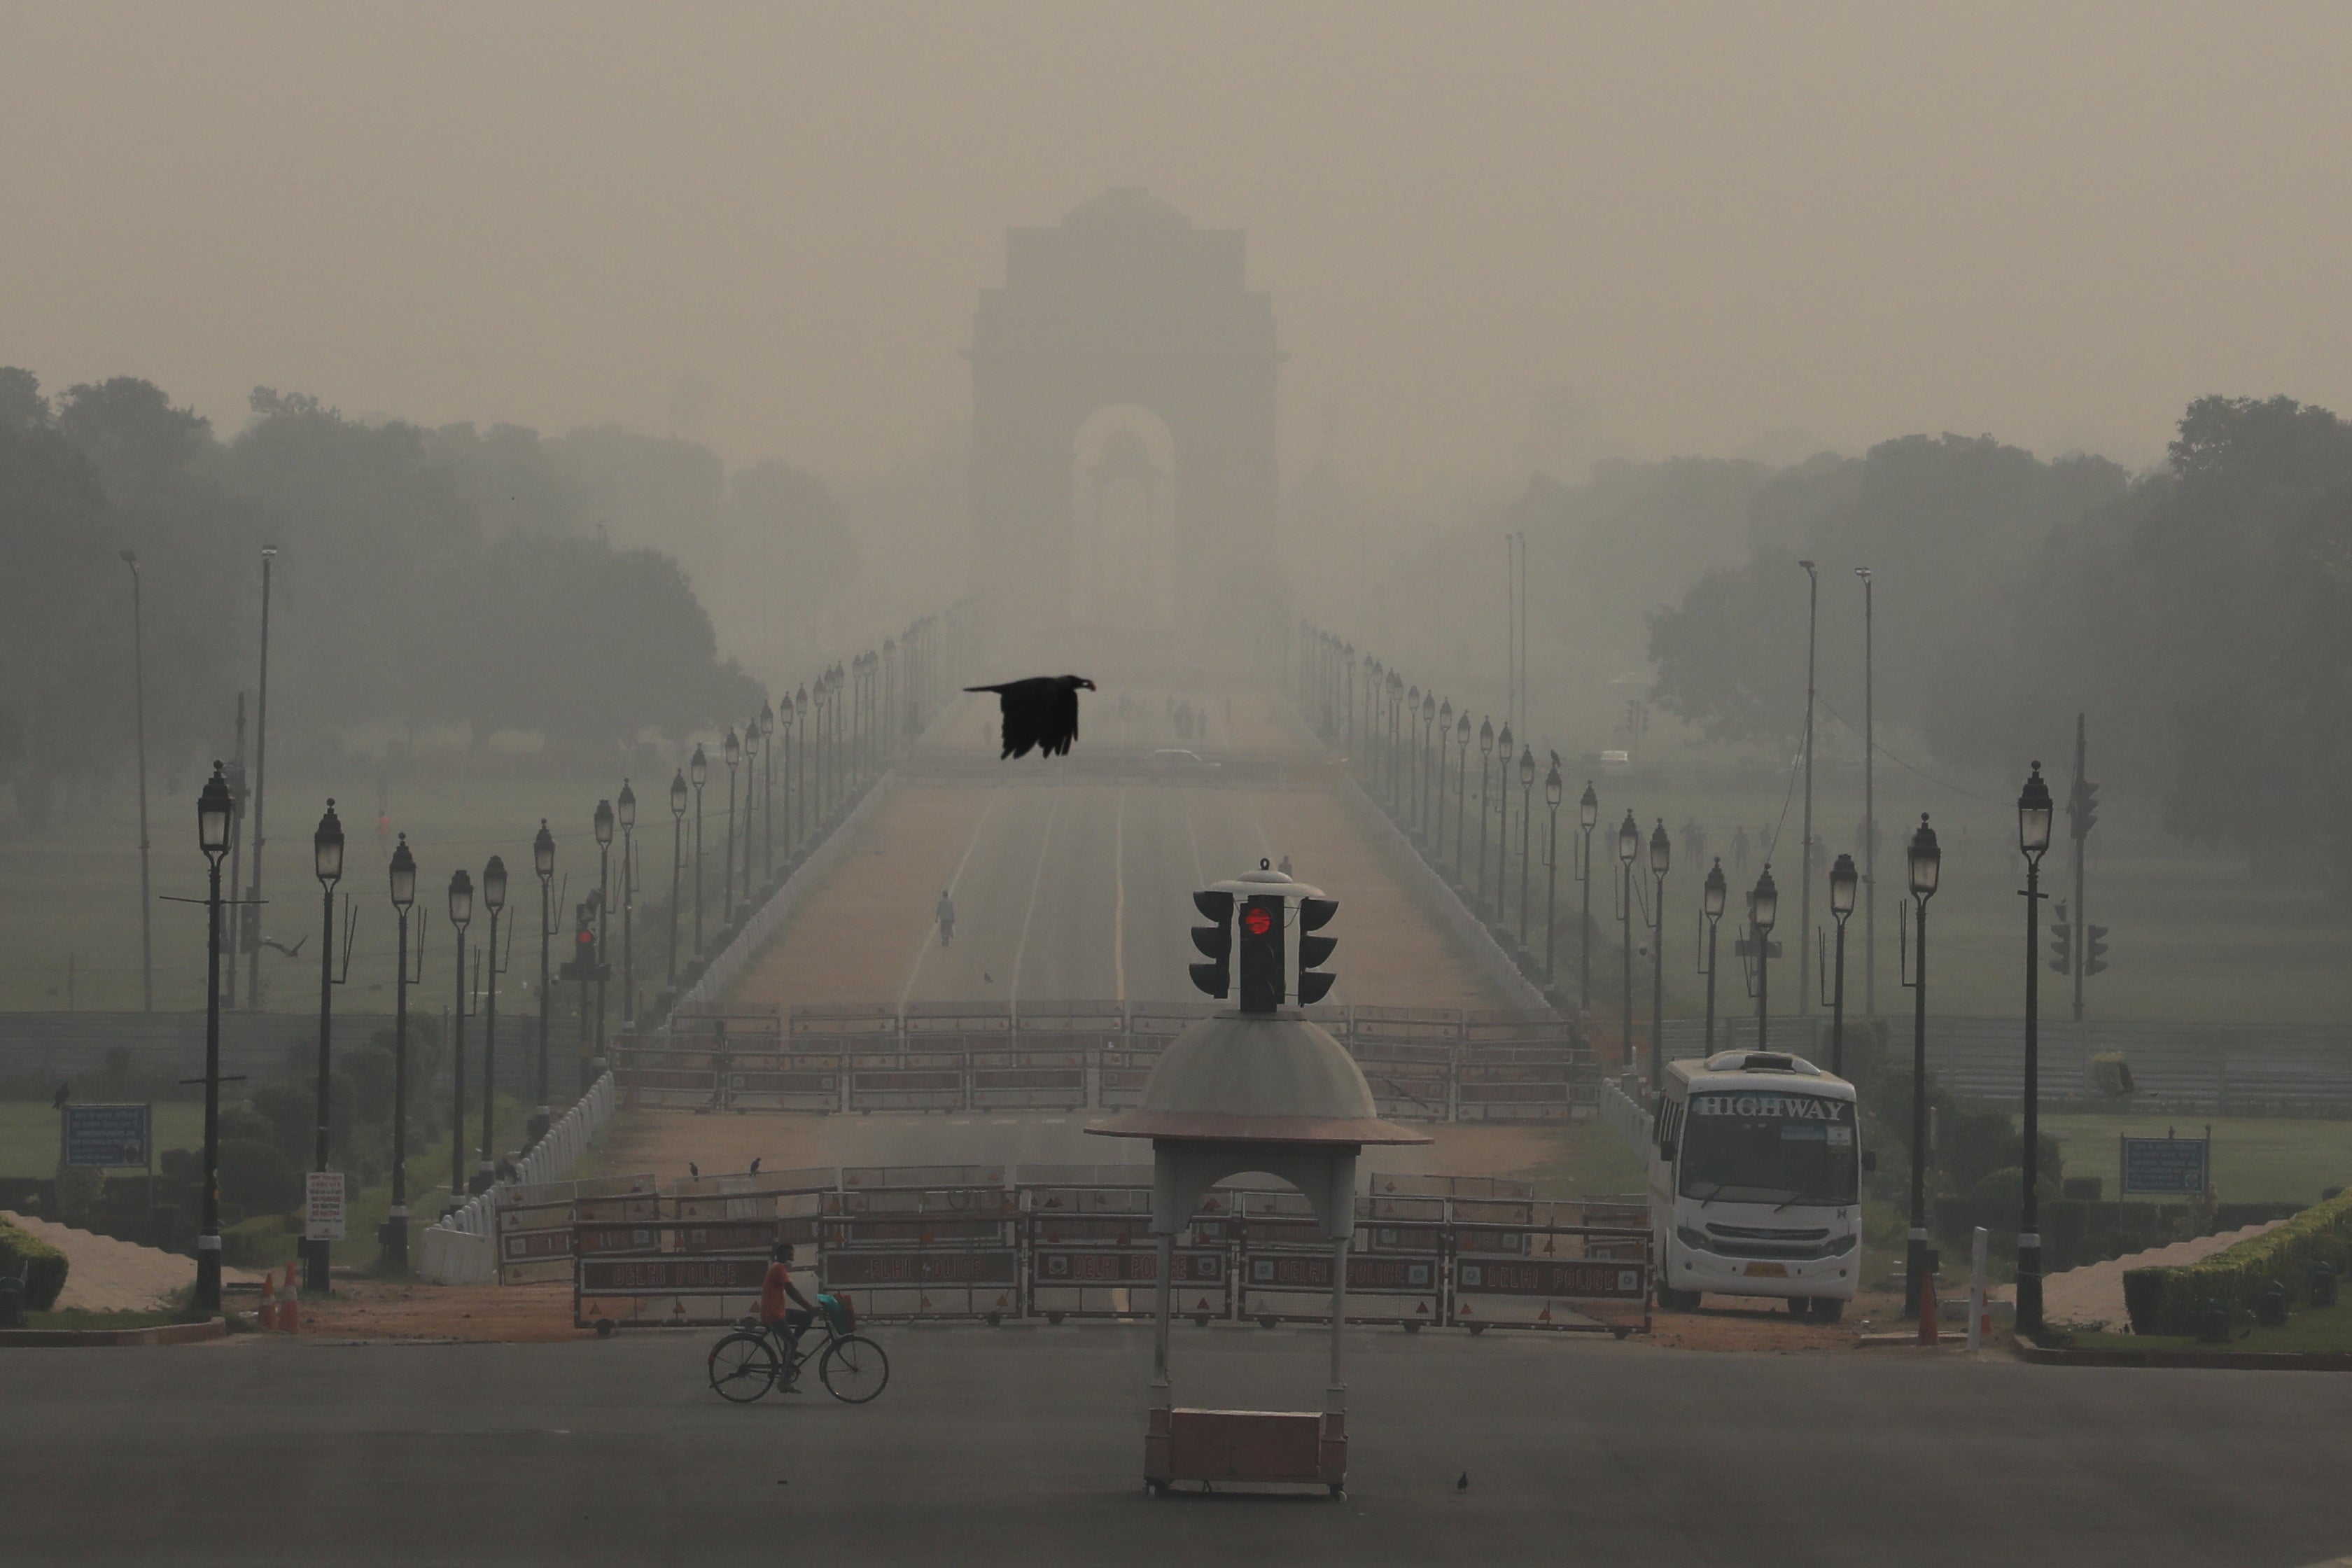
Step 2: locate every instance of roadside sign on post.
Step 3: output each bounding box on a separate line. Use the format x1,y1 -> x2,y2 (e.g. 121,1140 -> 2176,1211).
61,1103 -> 152,1169
2120,1134 -> 2209,1197
306,1171 -> 348,1240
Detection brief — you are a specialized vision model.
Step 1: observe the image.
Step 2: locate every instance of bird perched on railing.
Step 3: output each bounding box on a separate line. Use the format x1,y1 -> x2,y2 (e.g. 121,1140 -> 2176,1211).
965,676 -> 1096,760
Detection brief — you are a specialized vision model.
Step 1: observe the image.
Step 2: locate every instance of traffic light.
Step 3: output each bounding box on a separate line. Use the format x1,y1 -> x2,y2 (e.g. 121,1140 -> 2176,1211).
560,901 -> 603,982
1296,896 -> 1338,1006
2070,778 -> 2099,839
1189,890 -> 1233,1000
2049,900 -> 2072,975
2085,925 -> 2110,976
1236,894 -> 1284,1014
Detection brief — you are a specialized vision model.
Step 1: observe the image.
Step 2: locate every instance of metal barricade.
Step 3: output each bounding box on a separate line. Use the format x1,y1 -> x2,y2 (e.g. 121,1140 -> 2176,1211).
570,1217 -> 770,1330
1446,1206 -> 1651,1336
819,1181 -> 1023,1321
1234,1193 -> 1446,1328
496,1174 -> 657,1282
1021,1180 -> 1230,1324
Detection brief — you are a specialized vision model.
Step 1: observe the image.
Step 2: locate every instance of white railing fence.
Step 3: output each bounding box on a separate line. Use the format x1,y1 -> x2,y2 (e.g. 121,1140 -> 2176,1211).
418,1072 -> 617,1284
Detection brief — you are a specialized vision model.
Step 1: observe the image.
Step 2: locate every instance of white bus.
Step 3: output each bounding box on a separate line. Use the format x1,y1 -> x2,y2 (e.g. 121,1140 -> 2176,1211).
1648,1050 -> 1870,1323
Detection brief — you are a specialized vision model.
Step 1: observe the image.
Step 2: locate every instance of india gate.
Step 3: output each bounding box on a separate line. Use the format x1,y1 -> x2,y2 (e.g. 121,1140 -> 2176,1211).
969,188 -> 1282,665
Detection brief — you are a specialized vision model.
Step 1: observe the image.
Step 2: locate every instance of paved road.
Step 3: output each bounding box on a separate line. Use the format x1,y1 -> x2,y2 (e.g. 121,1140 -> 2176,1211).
8,1329 -> 2345,1566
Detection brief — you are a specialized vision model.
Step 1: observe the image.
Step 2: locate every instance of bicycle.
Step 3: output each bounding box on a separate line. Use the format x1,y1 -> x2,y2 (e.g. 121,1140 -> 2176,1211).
706,1294 -> 890,1405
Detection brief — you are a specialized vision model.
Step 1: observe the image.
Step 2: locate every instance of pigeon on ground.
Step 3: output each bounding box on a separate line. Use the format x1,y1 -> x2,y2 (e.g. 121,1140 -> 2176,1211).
749,1157 -> 761,1175
1457,1471 -> 1469,1492
965,676 -> 1096,760
688,1161 -> 699,1178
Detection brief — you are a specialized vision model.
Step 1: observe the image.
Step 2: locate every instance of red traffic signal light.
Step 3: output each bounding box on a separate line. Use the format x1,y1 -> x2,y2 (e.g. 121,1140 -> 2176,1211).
1241,904 -> 1275,938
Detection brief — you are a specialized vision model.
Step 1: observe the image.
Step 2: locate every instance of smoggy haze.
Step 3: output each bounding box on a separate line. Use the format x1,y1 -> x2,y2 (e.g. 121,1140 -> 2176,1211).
7,2 -> 2349,491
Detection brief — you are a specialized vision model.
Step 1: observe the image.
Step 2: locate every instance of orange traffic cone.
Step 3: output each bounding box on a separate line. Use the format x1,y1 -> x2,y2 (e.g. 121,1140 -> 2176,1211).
1917,1273 -> 1939,1347
258,1273 -> 277,1333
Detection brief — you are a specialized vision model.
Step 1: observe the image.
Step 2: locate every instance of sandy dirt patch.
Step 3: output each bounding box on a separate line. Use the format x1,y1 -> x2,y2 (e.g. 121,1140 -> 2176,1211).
298,1279 -> 587,1341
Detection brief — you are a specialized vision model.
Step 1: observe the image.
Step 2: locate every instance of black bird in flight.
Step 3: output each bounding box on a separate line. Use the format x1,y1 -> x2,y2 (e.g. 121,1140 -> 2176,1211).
965,676 -> 1096,760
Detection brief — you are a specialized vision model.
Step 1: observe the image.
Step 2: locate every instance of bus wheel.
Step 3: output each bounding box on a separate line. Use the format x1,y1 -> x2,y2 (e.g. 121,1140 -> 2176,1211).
1657,1287 -> 1701,1312
1811,1297 -> 1844,1324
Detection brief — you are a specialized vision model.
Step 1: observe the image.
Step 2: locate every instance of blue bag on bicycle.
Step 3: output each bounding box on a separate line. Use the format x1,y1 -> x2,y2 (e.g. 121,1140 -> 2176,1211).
817,1292 -> 855,1334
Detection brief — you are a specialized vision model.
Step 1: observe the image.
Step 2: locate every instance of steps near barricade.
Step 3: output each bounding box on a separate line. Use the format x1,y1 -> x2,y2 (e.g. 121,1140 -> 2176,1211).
557,1163 -> 1651,1337
615,999 -> 1597,1122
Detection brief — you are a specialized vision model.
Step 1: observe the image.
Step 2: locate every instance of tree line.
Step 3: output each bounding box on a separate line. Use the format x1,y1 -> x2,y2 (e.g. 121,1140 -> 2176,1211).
0,370 -> 859,828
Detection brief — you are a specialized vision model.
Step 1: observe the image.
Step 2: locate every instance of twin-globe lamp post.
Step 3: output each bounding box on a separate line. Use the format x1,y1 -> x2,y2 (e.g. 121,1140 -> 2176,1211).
2017,764 -> 2056,1336
446,867 -> 472,1206
304,799 -> 345,1294
1542,760 -> 1564,986
195,764 -> 234,1312
1903,813 -> 1942,1318
1701,859 -> 1727,1054
386,834 -> 417,1273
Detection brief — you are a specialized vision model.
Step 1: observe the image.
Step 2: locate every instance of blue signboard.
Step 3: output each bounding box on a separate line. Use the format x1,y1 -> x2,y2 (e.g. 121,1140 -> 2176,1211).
2120,1135 -> 2208,1197
62,1103 -> 151,1170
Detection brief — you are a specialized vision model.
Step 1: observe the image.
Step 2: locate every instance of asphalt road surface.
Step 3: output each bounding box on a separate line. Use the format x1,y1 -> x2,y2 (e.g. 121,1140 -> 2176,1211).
10,1329 -> 2345,1566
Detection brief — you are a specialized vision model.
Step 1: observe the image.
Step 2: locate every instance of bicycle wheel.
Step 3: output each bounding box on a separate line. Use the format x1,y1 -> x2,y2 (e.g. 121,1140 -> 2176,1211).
818,1334 -> 890,1404
707,1331 -> 779,1403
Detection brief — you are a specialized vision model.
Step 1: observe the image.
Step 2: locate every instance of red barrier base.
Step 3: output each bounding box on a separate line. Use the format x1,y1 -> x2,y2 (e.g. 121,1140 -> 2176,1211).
1144,1407 -> 1346,1497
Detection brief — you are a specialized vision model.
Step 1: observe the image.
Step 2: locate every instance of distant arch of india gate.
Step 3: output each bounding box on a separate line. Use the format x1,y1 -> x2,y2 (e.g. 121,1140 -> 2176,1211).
968,188 -> 1282,666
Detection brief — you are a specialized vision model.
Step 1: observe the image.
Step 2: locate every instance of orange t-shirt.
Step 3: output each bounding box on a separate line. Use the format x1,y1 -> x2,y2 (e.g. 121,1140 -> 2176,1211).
760,1262 -> 791,1321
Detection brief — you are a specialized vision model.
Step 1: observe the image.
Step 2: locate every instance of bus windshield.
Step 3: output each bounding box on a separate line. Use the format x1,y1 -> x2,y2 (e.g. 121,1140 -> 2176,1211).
1677,1090 -> 1858,1206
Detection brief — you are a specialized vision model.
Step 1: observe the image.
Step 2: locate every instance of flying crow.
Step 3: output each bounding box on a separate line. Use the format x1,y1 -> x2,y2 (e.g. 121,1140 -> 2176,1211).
965,676 -> 1096,760
260,936 -> 307,959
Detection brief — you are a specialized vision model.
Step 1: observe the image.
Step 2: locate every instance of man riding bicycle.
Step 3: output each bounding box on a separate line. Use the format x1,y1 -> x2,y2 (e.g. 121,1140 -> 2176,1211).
760,1242 -> 818,1387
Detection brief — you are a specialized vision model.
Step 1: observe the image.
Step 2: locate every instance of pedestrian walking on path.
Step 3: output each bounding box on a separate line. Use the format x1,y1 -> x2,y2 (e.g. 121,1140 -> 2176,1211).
935,890 -> 955,948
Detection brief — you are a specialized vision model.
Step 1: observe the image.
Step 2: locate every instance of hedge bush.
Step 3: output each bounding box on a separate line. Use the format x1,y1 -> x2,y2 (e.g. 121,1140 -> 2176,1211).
2123,1190 -> 2352,1336
0,1219 -> 70,1311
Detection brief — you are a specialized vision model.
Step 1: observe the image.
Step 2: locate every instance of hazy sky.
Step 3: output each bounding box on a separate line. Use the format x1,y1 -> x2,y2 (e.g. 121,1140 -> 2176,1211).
8,3 -> 2349,494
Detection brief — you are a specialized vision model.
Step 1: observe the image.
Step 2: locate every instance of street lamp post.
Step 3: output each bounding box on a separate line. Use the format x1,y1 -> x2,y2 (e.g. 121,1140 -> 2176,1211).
1797,559 -> 1819,1018
476,854 -> 507,1193
446,869 -> 472,1208
122,551 -> 154,1011
690,746 -> 708,956
386,834 -> 418,1273
195,764 -> 233,1311
592,798 -> 613,1081
1517,748 -> 1536,951
246,546 -> 276,1011
1649,820 -> 1670,1093
533,821 -> 554,1138
1421,692 -> 1438,841
1476,719 -> 1494,909
794,687 -> 809,853
760,700 -> 776,883
1701,860 -> 1726,1054
617,782 -> 636,1026
1903,814 -> 1941,1318
739,723 -> 759,914
722,728 -> 740,926
1616,811 -> 1637,1077
1828,853 -> 1858,1074
1578,784 -> 1598,1014
1494,724 -> 1515,925
1751,865 -> 1778,1054
305,800 -> 345,1294
1453,711 -> 1470,878
1435,699 -> 1452,853
1543,761 -> 1564,985
666,771 -> 686,989
2017,765 -> 2055,1337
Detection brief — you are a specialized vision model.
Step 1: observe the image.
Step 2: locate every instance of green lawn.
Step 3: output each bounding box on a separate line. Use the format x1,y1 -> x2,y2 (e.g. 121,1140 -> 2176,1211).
2043,1114 -> 2352,1208
0,1102 -> 206,1179
2068,1296 -> 2352,1354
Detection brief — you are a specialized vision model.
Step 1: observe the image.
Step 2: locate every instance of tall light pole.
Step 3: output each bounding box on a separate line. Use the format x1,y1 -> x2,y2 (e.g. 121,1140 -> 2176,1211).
740,720 -> 759,909
793,687 -> 808,853
1751,865 -> 1778,1054
246,545 -> 277,1009
1434,698 -> 1451,851
195,764 -> 233,1311
533,821 -> 554,1138
1903,814 -> 1940,1318
690,746 -> 708,956
1421,692 -> 1438,841
386,834 -> 417,1273
1405,684 -> 1420,822
1578,783 -> 1598,1014
1648,820 -> 1670,1093
1616,810 -> 1638,1076
1476,718 -> 1494,910
1344,649 -> 1357,755
446,869 -> 472,1208
1453,711 -> 1471,878
1856,567 -> 1876,1016
617,782 -> 636,1025
121,551 -> 153,1011
1494,723 -> 1515,925
305,800 -> 345,1293
476,854 -> 507,1193
666,771 -> 686,988
1542,760 -> 1564,986
1516,747 -> 1536,949
1701,860 -> 1726,1054
1828,853 -> 1857,1073
592,797 -> 613,1074
2017,764 -> 2055,1338
1798,559 -> 1819,1019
